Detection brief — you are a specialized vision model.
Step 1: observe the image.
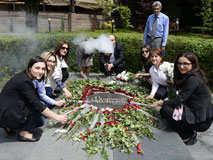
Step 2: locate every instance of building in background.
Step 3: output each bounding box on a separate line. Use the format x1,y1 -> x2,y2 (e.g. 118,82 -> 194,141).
0,0 -> 104,32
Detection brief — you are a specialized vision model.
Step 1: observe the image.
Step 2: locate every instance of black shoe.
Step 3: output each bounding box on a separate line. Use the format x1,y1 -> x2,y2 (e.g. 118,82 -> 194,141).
1,127 -> 16,135
184,132 -> 197,145
18,134 -> 40,142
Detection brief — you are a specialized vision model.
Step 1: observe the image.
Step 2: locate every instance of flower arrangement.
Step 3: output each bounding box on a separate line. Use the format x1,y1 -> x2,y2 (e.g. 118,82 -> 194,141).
116,71 -> 135,82
160,62 -> 175,99
49,79 -> 159,159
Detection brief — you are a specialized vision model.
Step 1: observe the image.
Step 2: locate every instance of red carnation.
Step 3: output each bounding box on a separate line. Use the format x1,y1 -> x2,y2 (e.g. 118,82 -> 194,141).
66,81 -> 71,86
103,110 -> 110,115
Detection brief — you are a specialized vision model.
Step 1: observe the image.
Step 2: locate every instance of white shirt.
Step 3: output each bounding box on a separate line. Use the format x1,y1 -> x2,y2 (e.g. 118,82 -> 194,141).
149,61 -> 173,96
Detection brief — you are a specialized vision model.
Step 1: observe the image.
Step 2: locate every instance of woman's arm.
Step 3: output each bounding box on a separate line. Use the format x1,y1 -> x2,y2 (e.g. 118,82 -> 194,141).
37,81 -> 56,105
41,107 -> 67,124
54,78 -> 72,98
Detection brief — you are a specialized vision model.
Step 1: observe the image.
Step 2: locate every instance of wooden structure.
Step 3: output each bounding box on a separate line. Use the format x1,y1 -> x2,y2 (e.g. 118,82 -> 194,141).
0,0 -> 104,32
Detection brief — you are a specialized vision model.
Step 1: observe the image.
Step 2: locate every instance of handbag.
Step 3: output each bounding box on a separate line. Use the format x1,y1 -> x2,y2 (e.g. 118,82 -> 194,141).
172,104 -> 183,121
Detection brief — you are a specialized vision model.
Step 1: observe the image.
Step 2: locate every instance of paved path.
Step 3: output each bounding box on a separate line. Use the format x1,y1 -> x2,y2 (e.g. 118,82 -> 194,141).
0,73 -> 212,160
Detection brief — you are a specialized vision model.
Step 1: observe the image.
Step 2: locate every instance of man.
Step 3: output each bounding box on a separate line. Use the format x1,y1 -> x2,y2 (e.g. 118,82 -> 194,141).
100,34 -> 125,75
143,1 -> 169,52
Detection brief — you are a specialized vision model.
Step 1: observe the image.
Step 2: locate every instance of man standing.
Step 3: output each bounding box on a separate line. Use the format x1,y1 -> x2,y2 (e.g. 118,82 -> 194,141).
100,34 -> 125,75
143,1 -> 169,52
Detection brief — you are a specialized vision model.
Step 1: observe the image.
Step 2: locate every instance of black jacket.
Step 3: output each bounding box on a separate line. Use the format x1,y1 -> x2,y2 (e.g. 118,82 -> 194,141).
0,71 -> 46,129
100,42 -> 125,67
163,72 -> 213,124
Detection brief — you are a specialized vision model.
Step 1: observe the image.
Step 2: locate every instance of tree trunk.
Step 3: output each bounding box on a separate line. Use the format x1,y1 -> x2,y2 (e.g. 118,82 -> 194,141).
24,0 -> 41,33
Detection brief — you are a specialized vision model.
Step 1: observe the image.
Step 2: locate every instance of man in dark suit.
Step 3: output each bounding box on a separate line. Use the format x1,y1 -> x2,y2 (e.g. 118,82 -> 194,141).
100,34 -> 125,75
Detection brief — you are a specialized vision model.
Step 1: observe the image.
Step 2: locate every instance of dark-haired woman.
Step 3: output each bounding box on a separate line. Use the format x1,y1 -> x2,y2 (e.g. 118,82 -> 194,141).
135,45 -> 153,88
151,52 -> 213,145
52,41 -> 72,98
0,56 -> 68,142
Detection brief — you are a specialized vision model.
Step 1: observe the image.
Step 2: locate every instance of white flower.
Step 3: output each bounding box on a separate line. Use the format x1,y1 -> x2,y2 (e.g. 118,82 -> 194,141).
117,73 -> 121,79
109,81 -> 116,84
123,76 -> 128,81
106,107 -> 113,112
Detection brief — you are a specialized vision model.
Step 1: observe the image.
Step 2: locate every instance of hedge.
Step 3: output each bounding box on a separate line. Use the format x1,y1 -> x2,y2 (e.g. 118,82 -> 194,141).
0,31 -> 212,87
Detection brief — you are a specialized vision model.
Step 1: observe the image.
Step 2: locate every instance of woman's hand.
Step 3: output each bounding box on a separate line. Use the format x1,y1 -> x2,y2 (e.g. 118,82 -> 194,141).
146,95 -> 154,99
56,115 -> 68,124
80,71 -> 87,79
63,87 -> 72,98
54,100 -> 65,107
151,100 -> 163,108
135,73 -> 142,79
167,79 -> 174,84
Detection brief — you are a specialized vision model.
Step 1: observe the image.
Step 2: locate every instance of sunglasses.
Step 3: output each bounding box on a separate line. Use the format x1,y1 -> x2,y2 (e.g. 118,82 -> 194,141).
47,60 -> 56,64
141,50 -> 149,54
61,47 -> 69,51
177,62 -> 192,67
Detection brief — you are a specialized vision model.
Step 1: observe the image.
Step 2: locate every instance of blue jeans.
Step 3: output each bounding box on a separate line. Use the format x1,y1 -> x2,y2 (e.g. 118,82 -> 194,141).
45,87 -> 53,98
44,87 -> 55,109
23,112 -> 45,132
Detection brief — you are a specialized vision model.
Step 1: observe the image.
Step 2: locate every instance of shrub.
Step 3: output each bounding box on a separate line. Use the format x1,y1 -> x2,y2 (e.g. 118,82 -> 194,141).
0,31 -> 212,86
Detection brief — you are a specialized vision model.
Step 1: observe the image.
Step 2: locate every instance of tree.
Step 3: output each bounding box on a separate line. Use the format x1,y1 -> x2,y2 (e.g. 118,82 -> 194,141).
95,0 -> 117,19
24,0 -> 41,32
95,0 -> 133,29
200,0 -> 212,28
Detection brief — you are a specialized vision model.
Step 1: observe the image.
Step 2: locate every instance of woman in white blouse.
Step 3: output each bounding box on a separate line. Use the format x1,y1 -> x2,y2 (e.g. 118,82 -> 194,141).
146,48 -> 173,100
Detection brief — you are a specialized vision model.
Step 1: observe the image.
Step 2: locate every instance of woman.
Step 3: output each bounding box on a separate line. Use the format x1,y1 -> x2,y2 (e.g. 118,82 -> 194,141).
0,56 -> 67,142
35,51 -> 66,109
52,41 -> 72,98
76,45 -> 94,79
135,45 -> 152,79
146,48 -> 173,100
151,52 -> 213,145
135,45 -> 153,89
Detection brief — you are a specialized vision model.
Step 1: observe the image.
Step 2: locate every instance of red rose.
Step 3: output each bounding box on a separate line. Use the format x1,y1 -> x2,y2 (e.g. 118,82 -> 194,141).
70,120 -> 75,127
66,81 -> 71,86
103,110 -> 110,115
102,132 -> 108,135
107,115 -> 114,119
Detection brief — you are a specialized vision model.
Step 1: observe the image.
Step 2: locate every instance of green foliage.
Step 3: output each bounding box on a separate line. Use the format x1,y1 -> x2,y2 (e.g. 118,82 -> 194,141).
60,16 -> 65,32
104,21 -> 116,32
200,0 -> 212,28
0,30 -> 212,88
190,26 -> 213,35
117,6 -> 134,29
95,0 -> 116,19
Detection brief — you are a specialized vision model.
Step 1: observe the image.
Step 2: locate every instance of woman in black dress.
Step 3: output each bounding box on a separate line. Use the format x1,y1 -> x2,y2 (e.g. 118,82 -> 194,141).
151,52 -> 213,145
0,56 -> 68,142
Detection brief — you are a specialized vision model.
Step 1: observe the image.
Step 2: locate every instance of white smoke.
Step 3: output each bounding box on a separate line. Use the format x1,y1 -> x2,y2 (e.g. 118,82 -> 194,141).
81,37 -> 98,54
72,34 -> 114,55
96,34 -> 114,54
72,34 -> 87,46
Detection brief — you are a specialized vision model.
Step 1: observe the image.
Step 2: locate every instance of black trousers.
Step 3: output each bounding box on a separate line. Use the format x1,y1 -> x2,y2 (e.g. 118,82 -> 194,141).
154,85 -> 167,100
160,105 -> 212,139
100,63 -> 125,75
61,68 -> 69,83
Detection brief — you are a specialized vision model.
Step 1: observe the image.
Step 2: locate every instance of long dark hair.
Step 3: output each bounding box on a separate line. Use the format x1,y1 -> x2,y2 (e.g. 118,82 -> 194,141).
140,44 -> 152,72
174,52 -> 207,89
54,41 -> 69,62
25,56 -> 47,81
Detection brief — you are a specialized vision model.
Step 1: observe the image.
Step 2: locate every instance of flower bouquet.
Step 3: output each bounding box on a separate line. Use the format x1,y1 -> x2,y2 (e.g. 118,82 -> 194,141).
116,71 -> 135,82
49,79 -> 159,160
160,62 -> 176,99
